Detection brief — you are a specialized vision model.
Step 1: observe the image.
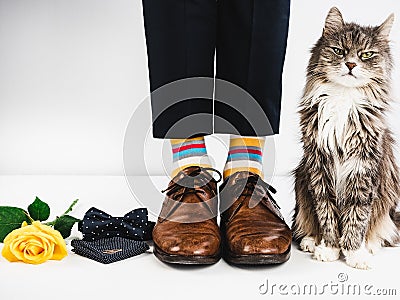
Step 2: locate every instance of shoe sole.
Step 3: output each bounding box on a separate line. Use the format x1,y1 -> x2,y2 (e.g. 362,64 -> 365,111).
153,244 -> 221,265
223,244 -> 291,265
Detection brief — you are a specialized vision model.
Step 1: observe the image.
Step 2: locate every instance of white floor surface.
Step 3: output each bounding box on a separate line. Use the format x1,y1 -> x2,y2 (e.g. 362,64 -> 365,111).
0,175 -> 399,300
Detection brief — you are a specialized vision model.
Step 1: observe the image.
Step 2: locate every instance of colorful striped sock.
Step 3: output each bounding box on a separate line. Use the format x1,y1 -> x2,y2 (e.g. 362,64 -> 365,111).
170,136 -> 212,178
223,135 -> 265,179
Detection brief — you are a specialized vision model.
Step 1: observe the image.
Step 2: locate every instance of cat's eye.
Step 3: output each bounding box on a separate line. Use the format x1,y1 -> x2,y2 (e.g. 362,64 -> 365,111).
360,51 -> 375,60
331,47 -> 345,56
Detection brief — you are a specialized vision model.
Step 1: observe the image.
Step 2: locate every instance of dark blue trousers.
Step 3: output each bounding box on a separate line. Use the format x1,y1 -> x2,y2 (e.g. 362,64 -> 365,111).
142,0 -> 291,138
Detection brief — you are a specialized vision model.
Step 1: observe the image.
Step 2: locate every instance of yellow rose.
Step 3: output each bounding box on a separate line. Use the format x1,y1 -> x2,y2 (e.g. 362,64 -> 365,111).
2,221 -> 67,264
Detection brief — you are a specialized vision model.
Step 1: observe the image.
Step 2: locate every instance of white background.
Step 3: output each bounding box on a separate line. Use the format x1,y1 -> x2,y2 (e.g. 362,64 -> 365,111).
1,2 -> 400,300
1,0 -> 399,176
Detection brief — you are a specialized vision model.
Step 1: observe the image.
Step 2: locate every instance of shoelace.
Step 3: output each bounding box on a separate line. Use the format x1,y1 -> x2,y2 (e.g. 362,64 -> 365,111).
223,174 -> 279,223
159,166 -> 222,222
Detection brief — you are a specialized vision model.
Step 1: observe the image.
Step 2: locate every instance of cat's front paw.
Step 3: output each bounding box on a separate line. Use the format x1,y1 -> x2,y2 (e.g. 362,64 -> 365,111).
343,247 -> 372,270
366,239 -> 382,255
313,240 -> 340,262
300,236 -> 316,253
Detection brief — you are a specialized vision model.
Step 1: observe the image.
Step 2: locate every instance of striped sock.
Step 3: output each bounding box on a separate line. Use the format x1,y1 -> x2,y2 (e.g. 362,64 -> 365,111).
170,136 -> 212,178
223,135 -> 265,179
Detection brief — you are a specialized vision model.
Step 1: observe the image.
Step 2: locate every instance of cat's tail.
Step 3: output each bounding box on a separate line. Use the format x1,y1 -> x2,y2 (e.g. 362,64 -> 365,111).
390,208 -> 400,229
390,207 -> 400,244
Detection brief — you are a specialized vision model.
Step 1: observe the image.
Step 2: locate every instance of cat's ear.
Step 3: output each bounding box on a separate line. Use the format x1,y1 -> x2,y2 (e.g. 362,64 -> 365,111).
323,7 -> 344,36
377,13 -> 395,38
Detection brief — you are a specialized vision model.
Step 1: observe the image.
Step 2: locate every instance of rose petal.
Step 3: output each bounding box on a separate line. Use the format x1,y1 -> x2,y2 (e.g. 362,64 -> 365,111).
26,243 -> 43,256
1,221 -> 68,264
52,242 -> 68,260
9,239 -> 26,261
1,243 -> 19,262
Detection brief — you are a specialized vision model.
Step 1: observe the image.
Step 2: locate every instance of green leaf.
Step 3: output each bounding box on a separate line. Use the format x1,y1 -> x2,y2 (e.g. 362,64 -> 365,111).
0,206 -> 31,242
27,197 -> 50,221
54,215 -> 80,238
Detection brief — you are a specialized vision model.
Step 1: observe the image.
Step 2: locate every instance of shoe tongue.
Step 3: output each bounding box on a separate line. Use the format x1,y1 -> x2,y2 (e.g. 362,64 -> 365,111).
235,171 -> 257,179
169,166 -> 214,187
223,171 -> 259,188
167,167 -> 197,188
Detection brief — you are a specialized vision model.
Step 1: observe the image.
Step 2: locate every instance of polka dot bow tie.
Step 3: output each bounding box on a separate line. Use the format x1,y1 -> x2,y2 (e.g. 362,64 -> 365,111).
78,207 -> 155,241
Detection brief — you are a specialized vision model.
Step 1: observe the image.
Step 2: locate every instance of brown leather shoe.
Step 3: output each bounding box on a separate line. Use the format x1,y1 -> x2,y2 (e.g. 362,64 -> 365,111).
152,166 -> 222,264
219,171 -> 291,265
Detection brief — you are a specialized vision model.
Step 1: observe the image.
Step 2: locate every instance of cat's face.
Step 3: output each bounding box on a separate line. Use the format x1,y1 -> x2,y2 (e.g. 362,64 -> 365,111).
311,8 -> 394,88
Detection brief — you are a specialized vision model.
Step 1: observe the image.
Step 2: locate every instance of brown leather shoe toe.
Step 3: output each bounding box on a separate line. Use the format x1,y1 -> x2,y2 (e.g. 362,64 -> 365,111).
219,171 -> 291,265
152,166 -> 222,264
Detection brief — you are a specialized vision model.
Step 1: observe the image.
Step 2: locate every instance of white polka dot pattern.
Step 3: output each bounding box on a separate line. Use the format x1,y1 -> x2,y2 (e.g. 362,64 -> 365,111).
78,207 -> 155,241
71,237 -> 149,264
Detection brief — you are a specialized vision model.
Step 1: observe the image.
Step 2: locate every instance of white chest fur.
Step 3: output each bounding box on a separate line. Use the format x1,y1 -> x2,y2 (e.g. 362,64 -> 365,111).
307,83 -> 373,194
310,83 -> 367,152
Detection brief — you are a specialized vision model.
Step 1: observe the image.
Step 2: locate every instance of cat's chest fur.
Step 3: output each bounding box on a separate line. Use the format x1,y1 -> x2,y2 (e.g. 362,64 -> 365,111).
311,83 -> 367,152
308,83 -> 374,194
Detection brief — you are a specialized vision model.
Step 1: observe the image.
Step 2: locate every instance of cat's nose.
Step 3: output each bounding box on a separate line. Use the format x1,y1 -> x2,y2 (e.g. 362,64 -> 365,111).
345,62 -> 357,71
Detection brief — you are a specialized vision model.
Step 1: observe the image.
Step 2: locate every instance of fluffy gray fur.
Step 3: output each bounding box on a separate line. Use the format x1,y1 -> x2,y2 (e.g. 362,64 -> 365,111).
292,7 -> 400,269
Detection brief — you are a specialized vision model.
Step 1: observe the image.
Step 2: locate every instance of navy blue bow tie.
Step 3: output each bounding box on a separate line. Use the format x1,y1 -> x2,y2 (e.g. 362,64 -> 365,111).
78,207 -> 155,241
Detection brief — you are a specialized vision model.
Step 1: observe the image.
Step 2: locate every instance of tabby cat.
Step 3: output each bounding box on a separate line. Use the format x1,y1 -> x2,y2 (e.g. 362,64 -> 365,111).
293,7 -> 400,269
